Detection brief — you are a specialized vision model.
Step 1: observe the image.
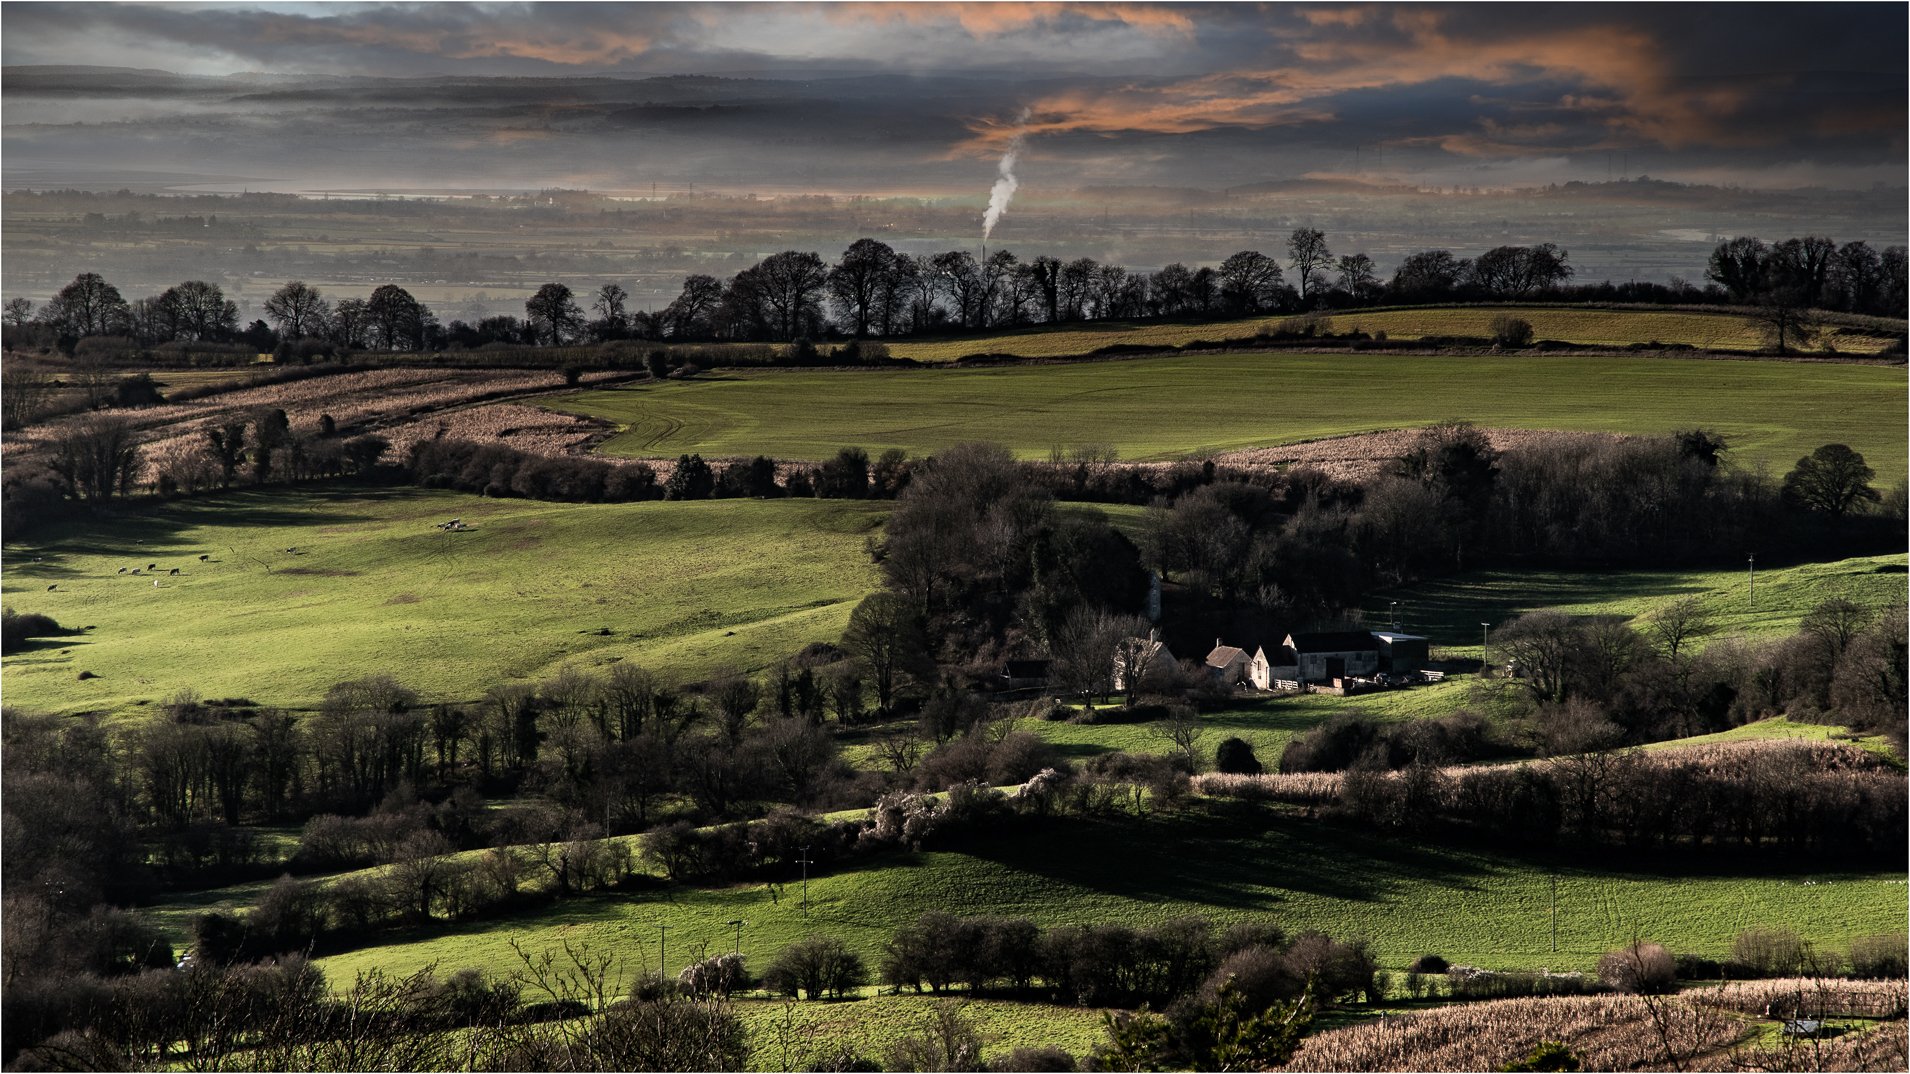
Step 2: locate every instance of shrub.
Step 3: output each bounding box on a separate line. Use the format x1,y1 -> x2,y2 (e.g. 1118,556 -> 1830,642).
1503,1040 -> 1585,1072
1490,315 -> 1535,347
1732,927 -> 1812,978
1213,736 -> 1263,775
1674,953 -> 1724,981
437,968 -> 520,1026
112,373 -> 165,407
992,1045 -> 1078,1072
1409,954 -> 1450,975
573,997 -> 750,1071
1596,942 -> 1676,994
1848,932 -> 1908,979
763,938 -> 866,1000
1,608 -> 66,654
678,953 -> 750,999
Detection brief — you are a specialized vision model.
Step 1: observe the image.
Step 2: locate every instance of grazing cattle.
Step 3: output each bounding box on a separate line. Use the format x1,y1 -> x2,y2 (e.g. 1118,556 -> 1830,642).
131,569 -> 142,576
199,554 -> 210,561
147,563 -> 156,570
118,567 -> 127,574
46,584 -> 57,591
169,568 -> 180,576
285,547 -> 297,554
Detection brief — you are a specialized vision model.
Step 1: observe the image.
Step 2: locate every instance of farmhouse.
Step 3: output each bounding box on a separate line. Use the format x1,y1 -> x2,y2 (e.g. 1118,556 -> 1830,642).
1199,629 -> 1433,691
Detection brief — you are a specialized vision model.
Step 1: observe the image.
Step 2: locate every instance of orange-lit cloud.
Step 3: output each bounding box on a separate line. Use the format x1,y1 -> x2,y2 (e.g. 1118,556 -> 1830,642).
956,7 -> 1762,157
825,2 -> 1195,37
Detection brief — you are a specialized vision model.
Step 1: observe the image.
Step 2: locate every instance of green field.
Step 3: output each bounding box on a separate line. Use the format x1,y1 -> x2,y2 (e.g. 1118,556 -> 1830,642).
554,352 -> 1908,476
1,489 -> 887,714
1017,682 -> 1476,768
1364,553 -> 1909,658
306,808 -> 1903,989
731,995 -> 1109,1071
883,306 -> 1903,362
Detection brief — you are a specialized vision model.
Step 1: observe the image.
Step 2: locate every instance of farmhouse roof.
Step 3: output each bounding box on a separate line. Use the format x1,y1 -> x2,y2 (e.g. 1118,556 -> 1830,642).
1289,631 -> 1381,653
1371,632 -> 1429,643
1206,644 -> 1248,668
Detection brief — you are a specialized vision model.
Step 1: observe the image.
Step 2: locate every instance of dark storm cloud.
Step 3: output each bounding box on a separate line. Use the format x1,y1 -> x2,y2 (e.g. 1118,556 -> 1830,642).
1,3 -> 1903,191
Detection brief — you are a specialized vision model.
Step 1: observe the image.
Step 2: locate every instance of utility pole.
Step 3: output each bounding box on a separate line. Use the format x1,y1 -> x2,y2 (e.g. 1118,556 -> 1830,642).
1390,601 -> 1400,631
658,922 -> 670,979
726,918 -> 745,956
1480,621 -> 1491,675
798,846 -> 813,914
1748,554 -> 1756,611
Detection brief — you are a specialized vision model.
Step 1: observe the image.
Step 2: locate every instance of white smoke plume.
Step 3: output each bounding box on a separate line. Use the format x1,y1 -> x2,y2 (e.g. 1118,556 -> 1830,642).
982,110 -> 1030,240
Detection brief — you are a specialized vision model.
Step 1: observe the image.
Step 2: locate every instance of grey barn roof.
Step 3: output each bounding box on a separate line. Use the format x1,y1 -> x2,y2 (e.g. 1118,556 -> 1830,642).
1289,631 -> 1381,652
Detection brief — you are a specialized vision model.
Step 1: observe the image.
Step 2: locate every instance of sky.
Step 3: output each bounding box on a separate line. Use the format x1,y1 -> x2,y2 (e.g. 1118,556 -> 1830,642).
2,2 -> 1906,193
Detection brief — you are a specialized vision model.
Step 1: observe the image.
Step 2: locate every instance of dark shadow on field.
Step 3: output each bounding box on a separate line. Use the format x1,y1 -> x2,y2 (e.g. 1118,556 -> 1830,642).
1367,568 -> 1707,641
956,810 -> 1492,911
4,634 -> 92,656
1206,702 -> 1335,735
3,484 -> 408,568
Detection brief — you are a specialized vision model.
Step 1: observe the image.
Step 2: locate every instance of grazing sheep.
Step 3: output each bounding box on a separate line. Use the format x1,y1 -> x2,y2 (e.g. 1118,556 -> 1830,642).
285,547 -> 298,554
169,568 -> 180,576
152,579 -> 160,588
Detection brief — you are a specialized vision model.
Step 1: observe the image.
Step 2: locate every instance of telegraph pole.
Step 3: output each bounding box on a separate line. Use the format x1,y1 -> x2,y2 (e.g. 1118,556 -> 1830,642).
657,923 -> 670,979
1748,554 -> 1756,611
798,846 -> 813,914
1480,621 -> 1491,675
726,918 -> 745,957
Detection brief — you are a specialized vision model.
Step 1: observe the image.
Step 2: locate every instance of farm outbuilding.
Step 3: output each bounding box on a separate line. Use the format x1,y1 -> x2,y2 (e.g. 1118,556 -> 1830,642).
1204,642 -> 1252,686
1371,632 -> 1431,675
1285,631 -> 1382,684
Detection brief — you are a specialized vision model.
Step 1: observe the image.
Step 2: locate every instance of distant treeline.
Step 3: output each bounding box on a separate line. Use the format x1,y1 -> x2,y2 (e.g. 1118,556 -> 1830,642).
7,231 -> 1902,359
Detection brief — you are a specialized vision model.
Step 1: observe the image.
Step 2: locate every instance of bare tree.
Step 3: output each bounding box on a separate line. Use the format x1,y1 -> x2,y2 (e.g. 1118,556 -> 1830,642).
263,280 -> 330,340
47,414 -> 141,501
0,365 -> 57,430
591,283 -> 630,341
1650,597 -> 1716,664
1151,704 -> 1207,771
1286,228 -> 1332,302
525,282 -> 585,346
1748,290 -> 1818,354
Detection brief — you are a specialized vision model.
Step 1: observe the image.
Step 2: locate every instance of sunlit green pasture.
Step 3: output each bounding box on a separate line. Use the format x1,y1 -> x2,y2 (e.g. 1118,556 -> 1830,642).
553,352 -> 1907,476
1,489 -> 887,714
883,305 -> 1903,362
1363,553 -> 1908,659
306,808 -> 1905,987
